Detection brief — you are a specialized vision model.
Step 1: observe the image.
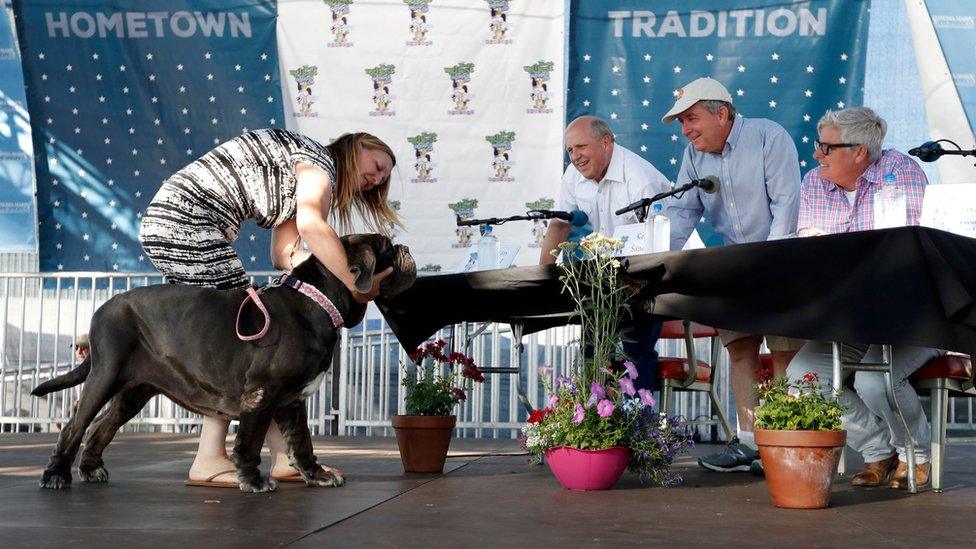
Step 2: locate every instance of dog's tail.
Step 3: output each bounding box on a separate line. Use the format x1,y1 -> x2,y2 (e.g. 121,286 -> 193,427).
31,356 -> 91,397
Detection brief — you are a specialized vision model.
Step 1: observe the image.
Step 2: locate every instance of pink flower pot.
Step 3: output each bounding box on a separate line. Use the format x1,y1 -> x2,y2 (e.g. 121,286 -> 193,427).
545,446 -> 630,490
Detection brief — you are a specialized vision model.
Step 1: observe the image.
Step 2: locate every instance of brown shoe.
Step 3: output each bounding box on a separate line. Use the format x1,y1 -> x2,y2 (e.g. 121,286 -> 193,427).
851,455 -> 899,487
890,461 -> 930,489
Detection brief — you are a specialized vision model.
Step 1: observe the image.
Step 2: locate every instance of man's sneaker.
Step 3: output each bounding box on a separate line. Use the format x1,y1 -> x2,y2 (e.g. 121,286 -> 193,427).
697,437 -> 760,472
749,459 -> 764,476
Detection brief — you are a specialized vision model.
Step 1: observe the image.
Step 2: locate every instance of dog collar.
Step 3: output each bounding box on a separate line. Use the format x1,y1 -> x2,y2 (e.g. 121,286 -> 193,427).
277,274 -> 345,329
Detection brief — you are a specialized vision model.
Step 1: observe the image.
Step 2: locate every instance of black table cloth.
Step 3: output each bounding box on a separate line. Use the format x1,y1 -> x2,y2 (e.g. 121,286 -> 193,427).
377,227 -> 976,355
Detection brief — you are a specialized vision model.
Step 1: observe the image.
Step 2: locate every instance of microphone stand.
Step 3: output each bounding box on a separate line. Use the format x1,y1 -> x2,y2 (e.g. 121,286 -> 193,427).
456,213 -> 539,228
616,181 -> 700,222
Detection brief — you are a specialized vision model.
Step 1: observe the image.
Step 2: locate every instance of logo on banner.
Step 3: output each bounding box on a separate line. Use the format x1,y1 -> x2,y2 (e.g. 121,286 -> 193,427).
445,62 -> 474,115
366,63 -> 396,116
449,198 -> 479,247
325,0 -> 354,47
407,132 -> 438,183
486,0 -> 512,44
486,131 -> 515,182
388,200 -> 402,239
289,65 -> 318,117
524,60 -> 554,113
419,263 -> 443,273
405,1 -> 432,46
525,197 -> 555,247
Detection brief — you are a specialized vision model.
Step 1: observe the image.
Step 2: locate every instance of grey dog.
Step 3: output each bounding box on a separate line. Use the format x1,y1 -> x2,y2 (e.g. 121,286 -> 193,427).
32,234 -> 416,493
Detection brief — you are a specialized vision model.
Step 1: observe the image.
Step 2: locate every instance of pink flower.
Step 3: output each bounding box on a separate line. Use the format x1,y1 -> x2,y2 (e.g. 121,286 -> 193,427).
619,376 -> 636,396
638,388 -> 656,408
547,395 -> 559,409
597,399 -> 615,417
590,382 -> 606,400
624,360 -> 639,379
572,403 -> 585,423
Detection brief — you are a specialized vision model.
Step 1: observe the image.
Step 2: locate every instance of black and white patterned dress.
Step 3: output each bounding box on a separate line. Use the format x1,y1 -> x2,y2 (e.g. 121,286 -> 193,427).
139,129 -> 336,289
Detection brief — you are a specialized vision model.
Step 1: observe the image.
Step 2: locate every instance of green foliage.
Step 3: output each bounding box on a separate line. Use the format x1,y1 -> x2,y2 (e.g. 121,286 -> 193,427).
403,340 -> 485,416
755,375 -> 845,431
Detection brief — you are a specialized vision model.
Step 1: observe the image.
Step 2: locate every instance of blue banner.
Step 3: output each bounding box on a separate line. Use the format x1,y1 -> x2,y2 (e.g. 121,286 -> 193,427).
568,0 -> 871,182
0,4 -> 37,252
14,0 -> 284,272
926,1 -> 976,136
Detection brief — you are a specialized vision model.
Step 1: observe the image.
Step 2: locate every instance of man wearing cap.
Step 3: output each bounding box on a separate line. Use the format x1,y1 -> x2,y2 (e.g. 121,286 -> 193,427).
661,77 -> 803,473
540,115 -> 671,389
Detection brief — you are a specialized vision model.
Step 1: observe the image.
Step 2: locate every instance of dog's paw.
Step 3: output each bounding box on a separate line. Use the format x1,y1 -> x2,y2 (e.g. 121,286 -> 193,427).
80,466 -> 109,483
39,470 -> 72,489
239,475 -> 278,493
308,466 -> 345,488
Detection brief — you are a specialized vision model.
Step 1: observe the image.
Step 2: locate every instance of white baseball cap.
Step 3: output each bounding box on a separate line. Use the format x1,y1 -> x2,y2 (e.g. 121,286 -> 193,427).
661,77 -> 734,124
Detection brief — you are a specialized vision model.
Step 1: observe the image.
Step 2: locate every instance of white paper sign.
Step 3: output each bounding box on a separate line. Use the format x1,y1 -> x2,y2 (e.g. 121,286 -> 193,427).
611,222 -> 650,256
456,244 -> 521,273
920,184 -> 976,238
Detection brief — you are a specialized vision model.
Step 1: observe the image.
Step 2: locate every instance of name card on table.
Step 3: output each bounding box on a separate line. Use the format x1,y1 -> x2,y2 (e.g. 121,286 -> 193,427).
920,184 -> 976,238
455,244 -> 520,273
611,222 -> 649,256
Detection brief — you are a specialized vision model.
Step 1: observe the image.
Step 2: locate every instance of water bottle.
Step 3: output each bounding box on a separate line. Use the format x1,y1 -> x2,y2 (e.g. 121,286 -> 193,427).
873,173 -> 907,229
476,225 -> 499,270
646,203 -> 671,253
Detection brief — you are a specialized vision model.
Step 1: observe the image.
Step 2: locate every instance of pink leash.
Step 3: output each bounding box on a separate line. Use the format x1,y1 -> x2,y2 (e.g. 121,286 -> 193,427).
236,287 -> 271,341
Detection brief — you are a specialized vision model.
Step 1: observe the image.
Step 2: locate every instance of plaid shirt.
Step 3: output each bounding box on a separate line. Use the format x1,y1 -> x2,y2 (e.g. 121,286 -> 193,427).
798,149 -> 928,235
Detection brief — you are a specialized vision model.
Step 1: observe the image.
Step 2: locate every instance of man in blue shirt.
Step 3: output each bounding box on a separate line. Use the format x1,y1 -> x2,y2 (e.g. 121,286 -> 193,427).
662,77 -> 804,473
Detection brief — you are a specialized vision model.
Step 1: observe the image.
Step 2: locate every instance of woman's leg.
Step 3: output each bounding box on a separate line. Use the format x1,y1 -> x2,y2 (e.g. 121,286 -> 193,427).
267,422 -> 298,477
188,416 -> 236,482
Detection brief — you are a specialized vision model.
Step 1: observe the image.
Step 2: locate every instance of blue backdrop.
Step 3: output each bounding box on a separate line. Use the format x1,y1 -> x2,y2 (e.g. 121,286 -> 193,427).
14,0 -> 284,272
927,0 -> 976,136
567,0 -> 870,185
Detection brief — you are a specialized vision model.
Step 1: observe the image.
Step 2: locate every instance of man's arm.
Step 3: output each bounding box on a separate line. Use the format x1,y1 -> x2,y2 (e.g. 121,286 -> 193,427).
538,220 -> 571,264
763,127 -> 801,240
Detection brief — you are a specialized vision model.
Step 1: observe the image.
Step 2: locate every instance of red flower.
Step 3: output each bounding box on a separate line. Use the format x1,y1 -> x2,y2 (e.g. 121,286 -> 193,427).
451,386 -> 467,401
803,372 -> 819,383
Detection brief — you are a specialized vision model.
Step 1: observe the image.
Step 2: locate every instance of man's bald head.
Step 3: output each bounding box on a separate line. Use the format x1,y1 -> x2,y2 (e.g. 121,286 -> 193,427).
565,116 -> 615,182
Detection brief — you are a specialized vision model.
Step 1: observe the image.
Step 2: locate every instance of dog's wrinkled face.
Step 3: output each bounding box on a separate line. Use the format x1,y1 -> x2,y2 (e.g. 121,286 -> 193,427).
343,234 -> 417,297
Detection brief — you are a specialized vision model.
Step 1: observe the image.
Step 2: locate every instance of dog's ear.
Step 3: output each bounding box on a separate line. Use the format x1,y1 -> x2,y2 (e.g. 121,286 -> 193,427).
347,243 -> 377,294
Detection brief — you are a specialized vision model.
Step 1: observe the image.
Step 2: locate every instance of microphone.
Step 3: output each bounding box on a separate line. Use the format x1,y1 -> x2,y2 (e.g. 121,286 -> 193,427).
526,209 -> 589,227
909,140 -> 976,163
615,176 -> 720,216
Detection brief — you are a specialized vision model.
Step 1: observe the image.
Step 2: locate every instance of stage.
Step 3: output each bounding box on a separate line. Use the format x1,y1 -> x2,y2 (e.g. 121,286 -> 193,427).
2,433 -> 975,547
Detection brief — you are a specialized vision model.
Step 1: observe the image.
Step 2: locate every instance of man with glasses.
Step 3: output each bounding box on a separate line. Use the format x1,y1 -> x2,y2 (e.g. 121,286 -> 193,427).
790,106 -> 942,489
661,77 -> 804,473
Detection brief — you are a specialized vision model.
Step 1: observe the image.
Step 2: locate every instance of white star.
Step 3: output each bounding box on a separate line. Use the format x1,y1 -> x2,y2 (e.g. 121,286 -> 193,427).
642,99 -> 650,107
56,243 -> 62,250
611,66 -> 620,73
98,96 -> 105,103
837,101 -> 846,108
610,89 -> 619,96
179,86 -> 186,93
129,127 -> 135,134
177,64 -> 184,71
264,74 -> 271,81
770,76 -> 778,84
804,89 -> 813,97
800,160 -> 808,168
46,118 -> 52,124
66,64 -> 73,71
101,118 -> 108,124
644,54 -> 652,61
643,75 -> 650,83
669,157 -> 677,165
269,118 -> 276,125
53,200 -> 60,207
119,65 -> 126,72
81,212 -> 88,219
640,145 -> 647,152
213,137 -> 220,144
583,54 -> 591,61
160,158 -> 166,165
209,96 -> 216,102
43,96 -> 50,102
135,191 -> 141,198
582,76 -> 590,84
772,52 -> 780,60
122,86 -> 129,94
840,53 -> 848,61
71,107 -> 78,114
705,53 -> 714,61
610,112 -> 618,120
69,86 -> 76,93
182,107 -> 189,114
131,148 -> 138,155
41,73 -> 47,80
206,73 -> 214,80
250,256 -> 257,263
803,114 -> 811,122
671,134 -> 679,141
211,117 -> 218,125
38,53 -> 44,59
126,108 -> 132,115
184,128 -> 191,134
237,86 -> 244,92
76,148 -> 82,155
640,123 -> 648,130
838,77 -> 847,84
801,136 -> 809,143
153,118 -> 160,125
134,170 -> 140,176
91,53 -> 98,60
83,234 -> 89,241
267,96 -> 274,103
106,158 -> 112,165
95,74 -> 102,81
737,65 -> 746,72
260,53 -> 268,61
205,52 -> 212,59
78,168 -> 86,177
235,64 -> 241,71
112,264 -> 119,271
673,66 -> 682,73
736,89 -> 744,96
240,108 -> 247,115
151,97 -> 158,103
57,264 -> 63,270
74,127 -> 80,134
582,100 -> 590,107
672,89 -> 681,97
186,149 -> 193,155
149,74 -> 156,81
806,65 -> 814,73
84,255 -> 90,261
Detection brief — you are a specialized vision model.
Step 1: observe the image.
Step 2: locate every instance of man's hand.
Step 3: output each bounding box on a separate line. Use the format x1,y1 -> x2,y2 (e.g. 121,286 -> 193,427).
352,267 -> 394,303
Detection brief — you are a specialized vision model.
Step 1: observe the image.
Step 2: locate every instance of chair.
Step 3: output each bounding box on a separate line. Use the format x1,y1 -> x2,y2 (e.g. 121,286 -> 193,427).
910,353 -> 975,493
658,320 -> 733,439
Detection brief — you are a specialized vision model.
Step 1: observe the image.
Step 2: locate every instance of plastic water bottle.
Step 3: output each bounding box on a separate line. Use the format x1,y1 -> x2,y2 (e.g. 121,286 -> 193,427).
476,225 -> 499,270
647,203 -> 671,253
873,173 -> 907,229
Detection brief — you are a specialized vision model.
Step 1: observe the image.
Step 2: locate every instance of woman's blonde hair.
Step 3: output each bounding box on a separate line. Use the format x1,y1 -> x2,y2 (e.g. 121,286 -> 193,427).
326,133 -> 402,235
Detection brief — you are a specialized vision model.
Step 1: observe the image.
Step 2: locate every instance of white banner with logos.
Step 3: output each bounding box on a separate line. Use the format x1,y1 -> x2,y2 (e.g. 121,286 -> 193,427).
277,0 -> 565,274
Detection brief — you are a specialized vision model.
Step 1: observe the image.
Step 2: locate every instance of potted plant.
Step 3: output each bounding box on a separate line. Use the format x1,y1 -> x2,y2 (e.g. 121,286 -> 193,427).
520,234 -> 693,490
392,339 -> 485,473
754,372 -> 846,509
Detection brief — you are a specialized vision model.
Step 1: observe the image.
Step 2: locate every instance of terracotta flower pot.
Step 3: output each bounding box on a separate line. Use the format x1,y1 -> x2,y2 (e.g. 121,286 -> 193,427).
755,429 -> 847,509
391,415 -> 456,473
545,446 -> 630,491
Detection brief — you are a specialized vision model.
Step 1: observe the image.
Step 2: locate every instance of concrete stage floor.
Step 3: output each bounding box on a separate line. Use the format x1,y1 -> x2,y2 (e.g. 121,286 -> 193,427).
2,432 -> 975,547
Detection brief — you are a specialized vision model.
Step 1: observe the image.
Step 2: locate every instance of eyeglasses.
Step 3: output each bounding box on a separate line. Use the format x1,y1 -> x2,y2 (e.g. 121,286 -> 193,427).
814,140 -> 859,156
